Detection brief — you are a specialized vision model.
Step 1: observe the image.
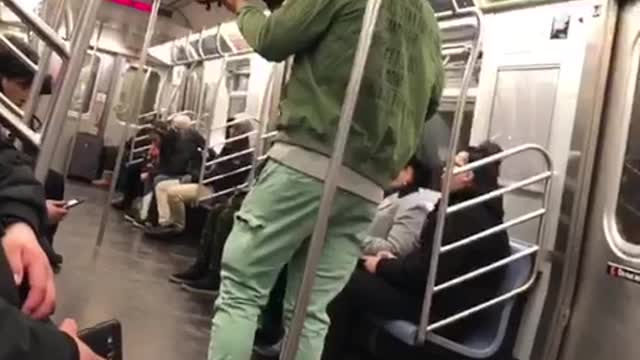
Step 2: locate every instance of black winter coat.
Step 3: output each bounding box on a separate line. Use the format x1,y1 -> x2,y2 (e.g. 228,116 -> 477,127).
157,128 -> 205,177
376,190 -> 510,336
0,142 -> 79,360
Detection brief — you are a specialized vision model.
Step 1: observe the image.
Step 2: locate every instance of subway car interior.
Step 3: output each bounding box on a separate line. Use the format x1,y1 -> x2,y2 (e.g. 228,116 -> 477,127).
0,0 -> 638,359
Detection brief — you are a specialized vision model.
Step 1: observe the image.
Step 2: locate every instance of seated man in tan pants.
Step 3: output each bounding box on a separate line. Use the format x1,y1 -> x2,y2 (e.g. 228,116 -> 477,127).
147,117 -> 254,237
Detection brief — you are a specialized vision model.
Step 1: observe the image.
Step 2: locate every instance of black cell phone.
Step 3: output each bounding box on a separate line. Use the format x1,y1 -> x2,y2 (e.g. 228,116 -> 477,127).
78,320 -> 123,360
63,199 -> 84,209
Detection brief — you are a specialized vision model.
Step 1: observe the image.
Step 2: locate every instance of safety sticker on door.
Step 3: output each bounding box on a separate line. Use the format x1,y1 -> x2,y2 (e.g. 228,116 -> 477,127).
608,262 -> 640,285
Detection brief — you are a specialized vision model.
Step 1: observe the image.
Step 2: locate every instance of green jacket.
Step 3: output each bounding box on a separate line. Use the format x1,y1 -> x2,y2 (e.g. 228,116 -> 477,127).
238,0 -> 444,187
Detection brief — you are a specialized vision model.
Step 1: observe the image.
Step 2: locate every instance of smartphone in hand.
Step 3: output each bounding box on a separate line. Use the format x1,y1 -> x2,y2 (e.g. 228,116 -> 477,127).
63,199 -> 85,210
78,320 -> 123,360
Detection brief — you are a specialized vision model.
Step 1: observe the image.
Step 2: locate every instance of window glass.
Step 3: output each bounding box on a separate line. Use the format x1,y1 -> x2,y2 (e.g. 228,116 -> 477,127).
616,67 -> 640,244
71,54 -> 101,114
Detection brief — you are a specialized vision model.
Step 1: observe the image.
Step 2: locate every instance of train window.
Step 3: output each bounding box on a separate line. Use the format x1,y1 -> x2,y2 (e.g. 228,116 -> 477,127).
116,67 -> 161,120
141,71 -> 161,115
228,97 -> 247,117
614,68 -> 640,245
70,53 -> 101,114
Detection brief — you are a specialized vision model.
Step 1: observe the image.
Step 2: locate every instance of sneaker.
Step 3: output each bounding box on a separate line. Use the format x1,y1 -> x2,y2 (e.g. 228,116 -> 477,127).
169,265 -> 206,284
181,276 -> 220,296
124,210 -> 149,229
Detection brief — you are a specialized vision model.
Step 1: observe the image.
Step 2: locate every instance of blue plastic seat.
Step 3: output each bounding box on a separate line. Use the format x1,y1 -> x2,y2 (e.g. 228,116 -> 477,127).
376,241 -> 534,359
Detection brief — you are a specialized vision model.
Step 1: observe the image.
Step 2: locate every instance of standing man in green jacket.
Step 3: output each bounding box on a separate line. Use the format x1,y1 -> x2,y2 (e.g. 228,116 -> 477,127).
205,0 -> 444,359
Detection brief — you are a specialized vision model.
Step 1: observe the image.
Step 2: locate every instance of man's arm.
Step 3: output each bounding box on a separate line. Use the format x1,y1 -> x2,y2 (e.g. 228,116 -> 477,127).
236,0 -> 341,62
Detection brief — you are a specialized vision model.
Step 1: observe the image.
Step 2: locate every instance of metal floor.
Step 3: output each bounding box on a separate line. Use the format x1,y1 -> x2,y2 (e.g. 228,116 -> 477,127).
52,182 -> 213,360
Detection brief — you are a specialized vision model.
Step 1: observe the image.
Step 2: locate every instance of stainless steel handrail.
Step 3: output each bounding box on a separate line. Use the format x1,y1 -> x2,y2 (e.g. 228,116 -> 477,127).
34,0 -> 102,181
280,0 -> 383,358
211,116 -> 257,131
448,171 -> 552,214
1,0 -> 70,60
247,67 -> 276,185
199,182 -> 250,202
441,208 -> 546,254
0,92 -> 40,147
96,0 -> 162,248
0,35 -> 38,72
434,246 -> 539,293
206,147 -> 255,167
209,131 -> 258,148
416,5 -> 483,345
202,165 -> 253,185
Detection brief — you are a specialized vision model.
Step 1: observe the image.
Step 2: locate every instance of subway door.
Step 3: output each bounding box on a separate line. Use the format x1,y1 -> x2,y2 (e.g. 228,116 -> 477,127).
558,2 -> 640,359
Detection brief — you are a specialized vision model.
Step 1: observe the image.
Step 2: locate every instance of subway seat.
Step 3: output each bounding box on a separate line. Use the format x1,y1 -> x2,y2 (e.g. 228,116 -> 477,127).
374,241 -> 534,359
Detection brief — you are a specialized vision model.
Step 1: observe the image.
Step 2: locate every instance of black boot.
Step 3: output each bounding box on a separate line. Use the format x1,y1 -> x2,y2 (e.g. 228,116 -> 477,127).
169,263 -> 207,284
181,272 -> 220,296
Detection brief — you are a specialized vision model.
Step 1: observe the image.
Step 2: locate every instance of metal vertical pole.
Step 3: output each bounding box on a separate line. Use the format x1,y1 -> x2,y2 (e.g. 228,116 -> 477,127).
21,1 -> 62,129
279,0 -> 383,358
415,8 -> 483,345
128,68 -> 152,165
247,68 -> 274,184
95,0 -> 161,248
33,0 -> 102,182
64,21 -> 103,178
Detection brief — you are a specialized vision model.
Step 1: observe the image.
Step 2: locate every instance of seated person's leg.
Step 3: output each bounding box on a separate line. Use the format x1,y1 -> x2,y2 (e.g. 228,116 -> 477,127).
170,201 -> 228,284
145,179 -> 181,235
182,202 -> 237,294
322,269 -> 422,360
165,183 -> 206,234
114,163 -> 143,210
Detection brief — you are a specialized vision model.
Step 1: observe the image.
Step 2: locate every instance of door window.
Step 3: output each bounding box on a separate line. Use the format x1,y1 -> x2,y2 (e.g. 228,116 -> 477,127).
615,64 -> 640,245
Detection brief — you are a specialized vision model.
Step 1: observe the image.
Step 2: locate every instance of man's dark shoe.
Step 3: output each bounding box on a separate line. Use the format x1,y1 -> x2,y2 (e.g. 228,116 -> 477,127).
169,264 -> 207,284
181,275 -> 220,296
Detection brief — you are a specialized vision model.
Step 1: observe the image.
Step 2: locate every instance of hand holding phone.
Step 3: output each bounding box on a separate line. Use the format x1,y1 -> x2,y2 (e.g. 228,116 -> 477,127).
78,320 -> 123,360
64,199 -> 85,210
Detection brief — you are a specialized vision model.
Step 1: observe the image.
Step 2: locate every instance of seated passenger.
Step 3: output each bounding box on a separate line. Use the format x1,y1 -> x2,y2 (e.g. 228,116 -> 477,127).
144,115 -> 205,234
169,190 -> 248,294
0,125 -> 103,360
363,156 -> 440,257
112,127 -> 161,212
322,141 -> 510,360
0,35 -> 66,269
146,115 -> 253,237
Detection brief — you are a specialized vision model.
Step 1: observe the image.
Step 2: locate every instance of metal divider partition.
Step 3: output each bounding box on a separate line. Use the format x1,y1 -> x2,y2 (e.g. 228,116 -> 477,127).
0,0 -> 101,183
414,2 -> 555,348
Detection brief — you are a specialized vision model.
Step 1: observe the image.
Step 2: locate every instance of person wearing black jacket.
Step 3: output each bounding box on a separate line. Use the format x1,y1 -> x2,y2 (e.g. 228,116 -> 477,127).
0,140 -> 102,360
0,35 -> 67,268
146,116 -> 253,237
322,141 -> 510,359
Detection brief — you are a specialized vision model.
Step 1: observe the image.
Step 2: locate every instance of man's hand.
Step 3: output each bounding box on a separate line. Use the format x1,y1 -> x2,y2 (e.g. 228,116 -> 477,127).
1,222 -> 56,319
47,200 -> 69,224
362,255 -> 382,274
59,319 -> 106,360
220,0 -> 247,14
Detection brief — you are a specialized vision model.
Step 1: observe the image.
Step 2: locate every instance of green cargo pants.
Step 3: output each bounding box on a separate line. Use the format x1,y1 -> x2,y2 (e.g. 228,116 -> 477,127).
208,161 -> 376,360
